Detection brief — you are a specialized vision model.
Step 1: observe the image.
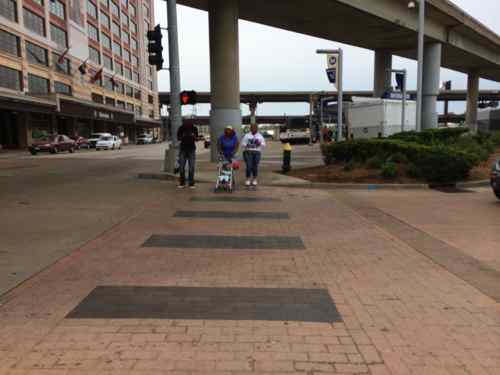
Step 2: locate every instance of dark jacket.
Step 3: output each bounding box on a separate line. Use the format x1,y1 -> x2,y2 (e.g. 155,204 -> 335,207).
177,124 -> 198,152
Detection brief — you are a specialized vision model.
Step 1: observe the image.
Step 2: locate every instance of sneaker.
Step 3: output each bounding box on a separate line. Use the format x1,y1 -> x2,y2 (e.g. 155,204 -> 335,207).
177,184 -> 186,189
245,179 -> 251,186
252,179 -> 258,186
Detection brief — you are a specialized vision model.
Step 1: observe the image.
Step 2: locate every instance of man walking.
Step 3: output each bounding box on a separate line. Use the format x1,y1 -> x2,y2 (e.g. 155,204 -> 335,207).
177,123 -> 198,188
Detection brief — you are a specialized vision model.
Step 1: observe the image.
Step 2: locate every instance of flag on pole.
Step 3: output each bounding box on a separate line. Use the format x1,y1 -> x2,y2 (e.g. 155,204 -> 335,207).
57,46 -> 71,64
78,60 -> 88,75
90,67 -> 103,83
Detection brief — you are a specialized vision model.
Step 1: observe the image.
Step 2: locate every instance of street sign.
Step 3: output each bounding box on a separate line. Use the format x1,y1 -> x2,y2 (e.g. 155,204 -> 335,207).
327,53 -> 339,69
326,68 -> 337,86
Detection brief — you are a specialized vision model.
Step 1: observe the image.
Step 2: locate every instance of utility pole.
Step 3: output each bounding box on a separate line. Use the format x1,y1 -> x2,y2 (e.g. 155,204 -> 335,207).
164,0 -> 182,173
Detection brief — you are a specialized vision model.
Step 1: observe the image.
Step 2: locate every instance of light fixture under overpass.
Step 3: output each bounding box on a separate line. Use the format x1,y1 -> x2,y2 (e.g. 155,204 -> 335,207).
408,0 -> 425,132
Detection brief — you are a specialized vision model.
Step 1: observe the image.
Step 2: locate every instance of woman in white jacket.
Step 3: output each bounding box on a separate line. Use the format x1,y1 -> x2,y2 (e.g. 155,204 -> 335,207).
241,124 -> 266,186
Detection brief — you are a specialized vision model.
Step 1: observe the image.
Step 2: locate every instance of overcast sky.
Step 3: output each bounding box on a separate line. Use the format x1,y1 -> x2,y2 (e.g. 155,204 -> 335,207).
154,0 -> 500,116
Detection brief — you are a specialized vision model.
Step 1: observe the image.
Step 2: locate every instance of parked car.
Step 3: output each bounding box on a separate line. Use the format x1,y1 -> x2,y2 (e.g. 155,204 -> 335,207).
29,135 -> 76,155
89,133 -> 112,148
96,135 -> 122,150
204,136 -> 211,149
137,134 -> 154,144
71,136 -> 91,149
491,159 -> 500,200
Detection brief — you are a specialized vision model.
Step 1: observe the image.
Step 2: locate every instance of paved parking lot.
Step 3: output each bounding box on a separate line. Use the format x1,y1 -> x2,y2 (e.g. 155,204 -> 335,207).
0,142 -> 499,375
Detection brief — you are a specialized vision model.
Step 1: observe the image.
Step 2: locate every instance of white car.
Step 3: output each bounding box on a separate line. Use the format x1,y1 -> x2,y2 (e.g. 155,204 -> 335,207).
137,134 -> 154,144
88,132 -> 112,148
96,135 -> 122,150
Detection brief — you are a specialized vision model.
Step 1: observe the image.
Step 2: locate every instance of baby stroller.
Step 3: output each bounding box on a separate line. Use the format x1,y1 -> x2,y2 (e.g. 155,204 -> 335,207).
214,157 -> 238,193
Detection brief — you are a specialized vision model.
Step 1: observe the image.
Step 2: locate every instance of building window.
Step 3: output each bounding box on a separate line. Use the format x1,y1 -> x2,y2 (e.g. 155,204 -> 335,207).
131,55 -> 138,66
143,3 -> 149,18
116,100 -> 124,109
126,102 -> 133,112
122,30 -> 129,44
50,24 -> 68,47
134,89 -> 141,100
54,81 -> 72,95
0,65 -> 21,90
0,0 -> 17,22
87,0 -> 97,19
88,22 -> 99,41
132,70 -> 139,83
88,46 -> 100,64
135,106 -> 142,116
24,8 -> 45,36
111,21 -> 120,37
125,84 -> 133,97
131,37 -> 137,51
123,48 -> 130,62
130,4 -> 136,17
100,0 -> 109,8
32,0 -> 43,5
112,40 -> 121,56
148,94 -> 154,104
28,73 -> 49,94
111,1 -> 119,17
121,0 -> 127,8
103,54 -> 113,70
115,61 -> 123,75
0,29 -> 20,56
148,80 -> 153,90
100,11 -> 110,29
130,21 -> 136,34
53,52 -> 70,74
120,11 -> 128,27
105,96 -> 115,106
101,32 -> 111,49
50,0 -> 65,19
91,92 -> 103,103
115,81 -> 124,94
103,75 -> 114,91
124,66 -> 131,80
26,41 -> 48,66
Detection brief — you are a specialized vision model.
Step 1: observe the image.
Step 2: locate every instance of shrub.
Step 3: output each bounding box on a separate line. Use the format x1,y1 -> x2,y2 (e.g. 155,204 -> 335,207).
344,160 -> 356,171
381,162 -> 398,179
389,127 -> 469,145
322,138 -> 479,183
366,155 -> 385,169
387,152 -> 408,164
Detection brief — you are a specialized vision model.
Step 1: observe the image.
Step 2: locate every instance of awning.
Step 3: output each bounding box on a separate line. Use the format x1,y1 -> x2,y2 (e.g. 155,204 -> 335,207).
57,95 -> 135,124
135,116 -> 162,128
0,89 -> 57,114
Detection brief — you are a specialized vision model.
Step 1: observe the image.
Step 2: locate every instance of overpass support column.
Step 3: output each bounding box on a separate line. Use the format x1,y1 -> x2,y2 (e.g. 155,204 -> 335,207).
422,43 -> 442,129
465,70 -> 480,132
373,50 -> 392,97
209,0 -> 241,161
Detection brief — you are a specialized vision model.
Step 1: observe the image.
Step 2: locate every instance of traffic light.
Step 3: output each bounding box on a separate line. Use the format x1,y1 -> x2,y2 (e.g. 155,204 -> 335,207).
147,25 -> 164,71
180,90 -> 197,105
395,73 -> 405,91
442,80 -> 452,90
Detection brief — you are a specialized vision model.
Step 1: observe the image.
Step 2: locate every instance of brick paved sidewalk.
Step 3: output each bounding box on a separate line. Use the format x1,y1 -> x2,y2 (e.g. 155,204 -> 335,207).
0,185 -> 499,375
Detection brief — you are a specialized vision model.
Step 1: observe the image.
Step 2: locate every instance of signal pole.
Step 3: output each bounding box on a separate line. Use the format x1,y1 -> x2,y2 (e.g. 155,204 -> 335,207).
164,0 -> 182,173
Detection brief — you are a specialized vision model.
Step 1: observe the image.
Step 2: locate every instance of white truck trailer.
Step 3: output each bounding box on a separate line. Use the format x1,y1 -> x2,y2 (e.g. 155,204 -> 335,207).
345,97 -> 416,139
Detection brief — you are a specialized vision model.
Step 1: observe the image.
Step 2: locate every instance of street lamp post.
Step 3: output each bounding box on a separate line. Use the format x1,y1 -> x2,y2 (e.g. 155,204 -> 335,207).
409,0 -> 425,132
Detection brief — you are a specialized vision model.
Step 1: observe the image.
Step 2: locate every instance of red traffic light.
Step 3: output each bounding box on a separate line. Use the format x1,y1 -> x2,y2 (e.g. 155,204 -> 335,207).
180,90 -> 197,105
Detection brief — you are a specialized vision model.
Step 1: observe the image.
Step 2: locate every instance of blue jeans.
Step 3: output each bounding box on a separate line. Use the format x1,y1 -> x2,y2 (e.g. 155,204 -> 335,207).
179,149 -> 195,185
244,151 -> 261,179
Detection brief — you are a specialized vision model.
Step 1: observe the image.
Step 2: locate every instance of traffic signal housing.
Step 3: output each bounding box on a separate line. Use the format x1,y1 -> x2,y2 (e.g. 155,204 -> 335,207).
180,90 -> 197,105
147,25 -> 164,71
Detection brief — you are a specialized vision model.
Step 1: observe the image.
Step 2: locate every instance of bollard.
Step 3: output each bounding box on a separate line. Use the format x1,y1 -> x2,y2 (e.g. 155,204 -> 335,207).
282,142 -> 292,174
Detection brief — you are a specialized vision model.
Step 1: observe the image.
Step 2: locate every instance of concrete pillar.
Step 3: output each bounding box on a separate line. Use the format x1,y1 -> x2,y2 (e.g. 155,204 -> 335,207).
249,102 -> 257,126
17,113 -> 32,148
209,0 -> 241,161
422,43 -> 442,129
373,49 -> 392,97
465,70 -> 480,132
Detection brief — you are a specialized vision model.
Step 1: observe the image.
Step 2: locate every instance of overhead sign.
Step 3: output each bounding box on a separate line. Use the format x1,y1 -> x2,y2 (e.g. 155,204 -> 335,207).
327,54 -> 339,69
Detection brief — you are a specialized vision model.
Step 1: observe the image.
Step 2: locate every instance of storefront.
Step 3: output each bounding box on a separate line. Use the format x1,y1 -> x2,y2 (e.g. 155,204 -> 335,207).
0,91 -> 57,149
58,96 -> 135,141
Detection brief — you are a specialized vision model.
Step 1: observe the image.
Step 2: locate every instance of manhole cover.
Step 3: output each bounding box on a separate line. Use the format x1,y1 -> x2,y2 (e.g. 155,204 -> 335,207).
66,286 -> 341,322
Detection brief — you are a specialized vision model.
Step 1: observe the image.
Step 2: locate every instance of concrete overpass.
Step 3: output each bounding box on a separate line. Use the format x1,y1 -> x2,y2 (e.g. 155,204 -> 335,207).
173,0 -> 500,159
159,90 -> 500,105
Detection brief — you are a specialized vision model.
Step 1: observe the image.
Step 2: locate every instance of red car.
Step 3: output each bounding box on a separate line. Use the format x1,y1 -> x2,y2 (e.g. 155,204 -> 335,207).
71,136 -> 91,149
29,135 -> 76,155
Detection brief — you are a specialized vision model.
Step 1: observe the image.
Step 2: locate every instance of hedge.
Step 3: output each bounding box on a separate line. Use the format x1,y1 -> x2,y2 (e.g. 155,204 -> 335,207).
321,139 -> 480,183
389,127 -> 470,144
